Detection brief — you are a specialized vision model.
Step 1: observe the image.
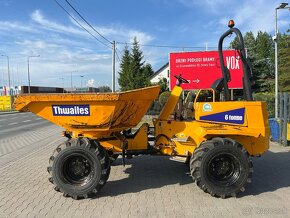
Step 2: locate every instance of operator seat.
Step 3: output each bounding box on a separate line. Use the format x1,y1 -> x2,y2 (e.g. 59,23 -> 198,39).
211,77 -> 224,101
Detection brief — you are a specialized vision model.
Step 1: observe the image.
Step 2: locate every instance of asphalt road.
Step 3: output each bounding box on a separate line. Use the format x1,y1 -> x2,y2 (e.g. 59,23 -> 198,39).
0,112 -> 51,139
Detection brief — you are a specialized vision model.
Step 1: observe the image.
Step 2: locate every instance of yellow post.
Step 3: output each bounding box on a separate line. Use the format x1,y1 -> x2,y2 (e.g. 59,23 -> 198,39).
158,86 -> 183,120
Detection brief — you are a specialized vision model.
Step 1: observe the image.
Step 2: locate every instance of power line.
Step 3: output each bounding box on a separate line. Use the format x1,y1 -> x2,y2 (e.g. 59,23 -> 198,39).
115,48 -> 122,63
117,41 -> 217,49
65,0 -> 112,45
53,0 -> 111,49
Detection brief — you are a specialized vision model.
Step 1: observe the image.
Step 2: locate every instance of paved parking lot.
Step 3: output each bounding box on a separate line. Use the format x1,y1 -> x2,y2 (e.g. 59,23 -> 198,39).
1,123 -> 290,217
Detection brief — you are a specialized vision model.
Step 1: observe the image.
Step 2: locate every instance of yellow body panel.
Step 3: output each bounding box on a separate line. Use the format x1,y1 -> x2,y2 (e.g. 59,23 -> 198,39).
155,99 -> 270,156
13,86 -> 160,138
158,86 -> 183,120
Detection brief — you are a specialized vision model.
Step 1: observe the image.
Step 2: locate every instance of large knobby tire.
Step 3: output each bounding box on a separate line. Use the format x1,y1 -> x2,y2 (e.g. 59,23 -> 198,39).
190,137 -> 253,198
47,138 -> 110,200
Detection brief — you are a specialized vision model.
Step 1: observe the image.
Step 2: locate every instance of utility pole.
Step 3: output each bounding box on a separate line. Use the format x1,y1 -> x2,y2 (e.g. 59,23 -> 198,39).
71,70 -> 78,93
60,77 -> 64,93
80,75 -> 84,92
1,55 -> 11,110
1,55 -> 10,93
27,55 -> 40,94
112,41 -> 116,92
71,72 -> 73,91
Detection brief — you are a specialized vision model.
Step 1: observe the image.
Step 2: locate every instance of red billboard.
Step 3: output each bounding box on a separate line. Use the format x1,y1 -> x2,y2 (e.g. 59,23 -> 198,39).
169,50 -> 243,90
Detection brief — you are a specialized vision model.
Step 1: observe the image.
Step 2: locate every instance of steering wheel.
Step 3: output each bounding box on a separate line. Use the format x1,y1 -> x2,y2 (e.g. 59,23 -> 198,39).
174,74 -> 189,86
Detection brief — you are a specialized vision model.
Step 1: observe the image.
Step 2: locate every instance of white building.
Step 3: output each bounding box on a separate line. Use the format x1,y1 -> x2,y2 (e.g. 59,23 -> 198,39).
150,63 -> 169,84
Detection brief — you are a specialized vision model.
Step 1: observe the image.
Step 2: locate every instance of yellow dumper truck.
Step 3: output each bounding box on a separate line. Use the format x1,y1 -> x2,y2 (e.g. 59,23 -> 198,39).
14,21 -> 269,199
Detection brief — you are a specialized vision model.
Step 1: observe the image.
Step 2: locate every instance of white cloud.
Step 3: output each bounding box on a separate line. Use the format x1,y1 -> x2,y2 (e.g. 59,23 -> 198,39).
31,10 -> 87,36
178,0 -> 289,35
68,16 -> 154,45
0,21 -> 37,33
0,9 -> 159,89
86,79 -> 95,87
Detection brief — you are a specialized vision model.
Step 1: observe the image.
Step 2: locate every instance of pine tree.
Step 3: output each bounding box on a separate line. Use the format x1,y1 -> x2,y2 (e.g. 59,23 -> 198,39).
118,37 -> 153,91
130,37 -> 145,89
118,45 -> 132,91
142,63 -> 154,87
244,32 -> 256,60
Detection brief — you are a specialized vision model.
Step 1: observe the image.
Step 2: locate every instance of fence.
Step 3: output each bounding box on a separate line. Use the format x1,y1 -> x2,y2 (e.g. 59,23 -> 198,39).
0,96 -> 14,111
279,93 -> 290,146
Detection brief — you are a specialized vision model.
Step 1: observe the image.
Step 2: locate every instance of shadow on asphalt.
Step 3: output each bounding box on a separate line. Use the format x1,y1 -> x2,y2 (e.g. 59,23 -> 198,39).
96,155 -> 192,198
97,150 -> 290,198
240,150 -> 290,197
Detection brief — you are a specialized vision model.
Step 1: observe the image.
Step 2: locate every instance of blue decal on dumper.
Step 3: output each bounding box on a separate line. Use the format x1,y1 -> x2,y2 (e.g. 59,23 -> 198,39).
200,108 -> 245,124
52,105 -> 90,116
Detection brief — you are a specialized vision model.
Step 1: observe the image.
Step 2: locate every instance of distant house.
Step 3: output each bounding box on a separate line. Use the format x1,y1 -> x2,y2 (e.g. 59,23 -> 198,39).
150,63 -> 169,84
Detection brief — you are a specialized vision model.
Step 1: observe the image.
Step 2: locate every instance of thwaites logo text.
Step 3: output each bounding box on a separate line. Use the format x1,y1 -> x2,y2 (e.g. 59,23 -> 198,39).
52,105 -> 90,116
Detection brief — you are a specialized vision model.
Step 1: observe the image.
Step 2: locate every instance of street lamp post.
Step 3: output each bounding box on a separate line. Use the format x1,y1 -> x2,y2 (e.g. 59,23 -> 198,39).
70,70 -> 78,93
274,2 -> 290,119
60,77 -> 64,93
1,55 -> 10,94
80,75 -> 84,93
1,55 -> 11,110
27,55 -> 40,94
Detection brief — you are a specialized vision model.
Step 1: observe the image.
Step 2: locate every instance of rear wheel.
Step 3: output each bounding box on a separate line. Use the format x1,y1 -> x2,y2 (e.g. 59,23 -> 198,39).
47,138 -> 110,199
190,137 -> 252,198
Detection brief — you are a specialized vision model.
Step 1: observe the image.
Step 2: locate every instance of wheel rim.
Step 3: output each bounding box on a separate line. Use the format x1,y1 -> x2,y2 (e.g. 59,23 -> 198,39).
207,152 -> 241,186
62,154 -> 93,186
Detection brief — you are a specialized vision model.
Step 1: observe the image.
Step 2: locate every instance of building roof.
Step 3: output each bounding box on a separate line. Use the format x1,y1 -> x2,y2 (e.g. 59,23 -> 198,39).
150,62 -> 169,80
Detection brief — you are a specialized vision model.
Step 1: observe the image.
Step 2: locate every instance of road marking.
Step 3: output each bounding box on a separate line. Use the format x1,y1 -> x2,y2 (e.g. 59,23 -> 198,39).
10,117 -> 18,119
8,122 -> 18,125
35,118 -> 42,120
23,120 -> 31,123
0,119 -> 7,121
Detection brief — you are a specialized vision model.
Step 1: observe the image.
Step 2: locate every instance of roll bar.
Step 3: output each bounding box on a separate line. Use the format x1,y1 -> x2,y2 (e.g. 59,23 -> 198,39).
218,20 -> 253,101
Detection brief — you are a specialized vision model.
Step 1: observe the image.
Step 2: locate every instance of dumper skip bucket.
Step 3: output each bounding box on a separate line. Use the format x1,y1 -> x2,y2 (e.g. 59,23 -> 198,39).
14,86 -> 160,137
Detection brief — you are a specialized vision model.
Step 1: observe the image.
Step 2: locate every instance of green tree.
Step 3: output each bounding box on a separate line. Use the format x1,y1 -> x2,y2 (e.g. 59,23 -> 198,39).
118,37 -> 153,91
98,86 -> 111,92
142,63 -> 154,87
130,37 -> 145,89
118,45 -> 133,91
278,30 -> 290,92
157,77 -> 169,93
230,31 -> 275,92
254,31 -> 274,92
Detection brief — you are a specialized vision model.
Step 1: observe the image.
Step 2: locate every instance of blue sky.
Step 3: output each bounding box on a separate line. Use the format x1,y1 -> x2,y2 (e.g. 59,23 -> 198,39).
0,0 -> 289,89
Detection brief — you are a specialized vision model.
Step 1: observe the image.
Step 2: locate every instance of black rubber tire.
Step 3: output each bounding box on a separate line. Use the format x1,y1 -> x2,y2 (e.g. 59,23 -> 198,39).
190,137 -> 253,198
47,138 -> 110,200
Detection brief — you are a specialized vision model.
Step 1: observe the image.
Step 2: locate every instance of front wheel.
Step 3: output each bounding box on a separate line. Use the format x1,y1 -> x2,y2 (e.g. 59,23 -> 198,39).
47,138 -> 110,200
190,137 -> 253,198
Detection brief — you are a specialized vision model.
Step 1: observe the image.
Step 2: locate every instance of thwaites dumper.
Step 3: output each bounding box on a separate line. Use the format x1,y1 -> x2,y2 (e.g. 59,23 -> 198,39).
14,21 -> 270,199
